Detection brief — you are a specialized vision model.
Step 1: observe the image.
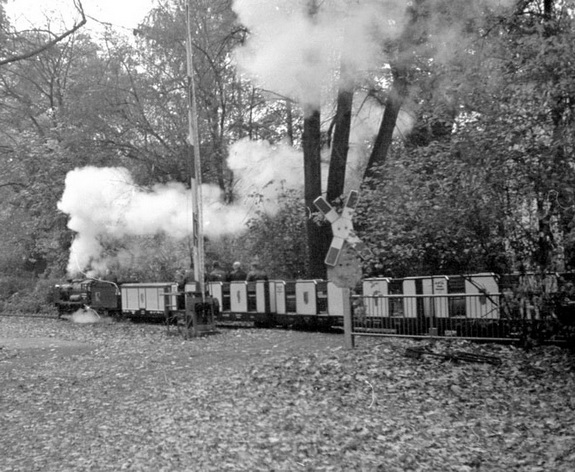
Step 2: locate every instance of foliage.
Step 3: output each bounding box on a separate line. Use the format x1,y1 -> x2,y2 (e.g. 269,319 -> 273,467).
0,0 -> 86,67
0,134 -> 76,277
0,29 -> 139,282
0,276 -> 59,314
135,0 -> 259,189
356,140 -> 511,277
354,0 -> 575,277
0,275 -> 29,301
239,189 -> 309,279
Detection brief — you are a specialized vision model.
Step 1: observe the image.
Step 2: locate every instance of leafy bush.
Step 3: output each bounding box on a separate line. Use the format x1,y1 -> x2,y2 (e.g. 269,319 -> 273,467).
0,276 -> 59,315
233,189 -> 308,280
0,275 -> 29,301
355,144 -> 511,277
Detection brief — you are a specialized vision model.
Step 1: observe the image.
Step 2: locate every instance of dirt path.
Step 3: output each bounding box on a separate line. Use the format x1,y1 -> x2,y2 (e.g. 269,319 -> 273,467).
0,316 -> 347,374
0,335 -> 95,370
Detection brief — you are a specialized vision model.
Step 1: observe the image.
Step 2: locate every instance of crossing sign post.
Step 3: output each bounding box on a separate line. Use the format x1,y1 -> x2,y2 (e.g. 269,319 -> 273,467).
314,190 -> 372,349
326,242 -> 363,290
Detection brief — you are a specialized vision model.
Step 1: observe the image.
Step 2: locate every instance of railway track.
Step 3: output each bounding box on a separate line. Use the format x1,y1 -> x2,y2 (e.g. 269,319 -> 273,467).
0,312 -> 60,320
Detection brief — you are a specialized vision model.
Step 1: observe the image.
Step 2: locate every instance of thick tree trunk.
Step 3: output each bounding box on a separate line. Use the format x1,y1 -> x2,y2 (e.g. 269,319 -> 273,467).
361,1 -> 420,182
363,66 -> 408,181
301,0 -> 330,278
303,107 -> 329,278
326,80 -> 353,203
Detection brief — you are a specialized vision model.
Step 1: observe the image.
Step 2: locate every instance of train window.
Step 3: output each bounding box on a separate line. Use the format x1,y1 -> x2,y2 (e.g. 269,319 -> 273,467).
448,277 -> 466,317
448,277 -> 465,293
285,282 -> 297,313
317,281 -> 328,313
499,274 -> 519,292
389,280 -> 403,294
247,282 -> 257,312
389,279 -> 404,317
222,283 -> 231,311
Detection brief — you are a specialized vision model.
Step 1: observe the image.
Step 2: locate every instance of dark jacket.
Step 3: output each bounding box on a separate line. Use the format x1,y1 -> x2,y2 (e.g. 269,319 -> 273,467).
246,268 -> 268,282
227,269 -> 247,281
208,268 -> 227,282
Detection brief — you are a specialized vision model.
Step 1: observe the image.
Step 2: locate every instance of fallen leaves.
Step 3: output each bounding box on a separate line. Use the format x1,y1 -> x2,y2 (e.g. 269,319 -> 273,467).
1,317 -> 575,471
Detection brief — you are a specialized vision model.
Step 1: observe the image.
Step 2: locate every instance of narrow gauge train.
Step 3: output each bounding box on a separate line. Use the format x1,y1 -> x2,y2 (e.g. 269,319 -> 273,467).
53,280 -> 215,327
53,272 -> 575,339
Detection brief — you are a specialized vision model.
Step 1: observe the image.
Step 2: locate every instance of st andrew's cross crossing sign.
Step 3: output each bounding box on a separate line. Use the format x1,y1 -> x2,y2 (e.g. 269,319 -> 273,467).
313,190 -> 372,267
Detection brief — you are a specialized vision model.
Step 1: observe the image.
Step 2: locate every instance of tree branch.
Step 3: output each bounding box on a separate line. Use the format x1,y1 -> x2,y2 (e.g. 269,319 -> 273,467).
0,182 -> 26,189
0,0 -> 87,67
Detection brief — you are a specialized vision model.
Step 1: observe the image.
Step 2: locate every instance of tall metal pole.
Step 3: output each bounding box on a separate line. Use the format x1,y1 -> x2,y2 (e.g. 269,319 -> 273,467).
186,0 -> 205,297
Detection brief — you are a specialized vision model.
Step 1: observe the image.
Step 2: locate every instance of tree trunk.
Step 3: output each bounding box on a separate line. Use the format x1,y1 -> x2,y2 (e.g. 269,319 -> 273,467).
326,70 -> 354,203
363,65 -> 408,181
303,107 -> 329,278
301,0 -> 330,279
285,99 -> 294,145
361,1 -> 421,182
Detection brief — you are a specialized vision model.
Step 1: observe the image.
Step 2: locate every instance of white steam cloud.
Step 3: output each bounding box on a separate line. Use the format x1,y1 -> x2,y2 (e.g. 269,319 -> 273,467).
233,0 -> 407,109
58,139 -> 308,277
228,138 -> 306,210
233,0 -> 514,111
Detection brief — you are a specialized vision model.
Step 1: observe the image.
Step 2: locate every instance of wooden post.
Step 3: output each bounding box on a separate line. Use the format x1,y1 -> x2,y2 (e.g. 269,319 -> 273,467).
186,0 -> 205,299
342,287 -> 355,349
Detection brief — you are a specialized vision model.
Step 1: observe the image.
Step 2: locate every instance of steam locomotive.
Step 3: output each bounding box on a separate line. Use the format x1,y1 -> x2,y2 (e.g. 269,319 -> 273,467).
53,279 -> 217,333
53,279 -> 121,317
53,271 -> 575,340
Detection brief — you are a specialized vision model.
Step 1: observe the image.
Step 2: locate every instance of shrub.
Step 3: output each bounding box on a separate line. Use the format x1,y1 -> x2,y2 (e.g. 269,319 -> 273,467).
0,276 -> 59,315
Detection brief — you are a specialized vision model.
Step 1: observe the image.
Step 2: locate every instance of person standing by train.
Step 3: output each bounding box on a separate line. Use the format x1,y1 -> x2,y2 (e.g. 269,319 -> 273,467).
227,261 -> 247,281
207,261 -> 227,282
246,261 -> 268,282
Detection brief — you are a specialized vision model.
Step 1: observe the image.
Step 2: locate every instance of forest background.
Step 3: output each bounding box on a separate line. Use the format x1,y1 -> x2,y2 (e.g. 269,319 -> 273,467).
1,0 -> 574,313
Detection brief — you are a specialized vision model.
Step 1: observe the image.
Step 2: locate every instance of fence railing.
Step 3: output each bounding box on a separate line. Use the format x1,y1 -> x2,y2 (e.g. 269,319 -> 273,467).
348,292 -> 534,344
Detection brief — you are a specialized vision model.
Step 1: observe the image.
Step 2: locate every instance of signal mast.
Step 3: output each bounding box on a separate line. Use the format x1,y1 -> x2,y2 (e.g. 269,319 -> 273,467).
185,0 -> 205,297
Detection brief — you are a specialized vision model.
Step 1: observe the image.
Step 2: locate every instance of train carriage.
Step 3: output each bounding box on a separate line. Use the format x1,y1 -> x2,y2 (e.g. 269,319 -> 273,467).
354,273 -> 503,337
274,280 -> 335,329
358,277 -> 422,334
121,282 -> 180,320
208,280 -> 271,326
362,278 -> 391,318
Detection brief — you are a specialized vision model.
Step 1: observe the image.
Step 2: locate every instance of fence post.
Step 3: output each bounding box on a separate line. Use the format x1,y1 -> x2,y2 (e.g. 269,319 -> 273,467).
343,287 -> 355,349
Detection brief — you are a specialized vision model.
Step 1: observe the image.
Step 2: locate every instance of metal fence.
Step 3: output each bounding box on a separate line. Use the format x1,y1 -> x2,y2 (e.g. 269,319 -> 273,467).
348,292 -> 539,343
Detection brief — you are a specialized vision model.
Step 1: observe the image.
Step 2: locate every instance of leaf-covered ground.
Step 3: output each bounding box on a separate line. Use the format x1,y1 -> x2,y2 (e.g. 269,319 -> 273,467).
1,317 -> 575,471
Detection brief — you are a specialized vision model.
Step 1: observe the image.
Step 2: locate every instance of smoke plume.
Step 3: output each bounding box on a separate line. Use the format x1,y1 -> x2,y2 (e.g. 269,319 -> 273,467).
233,0 -> 514,108
233,0 -> 407,109
228,138 -> 308,210
58,139 -> 310,276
